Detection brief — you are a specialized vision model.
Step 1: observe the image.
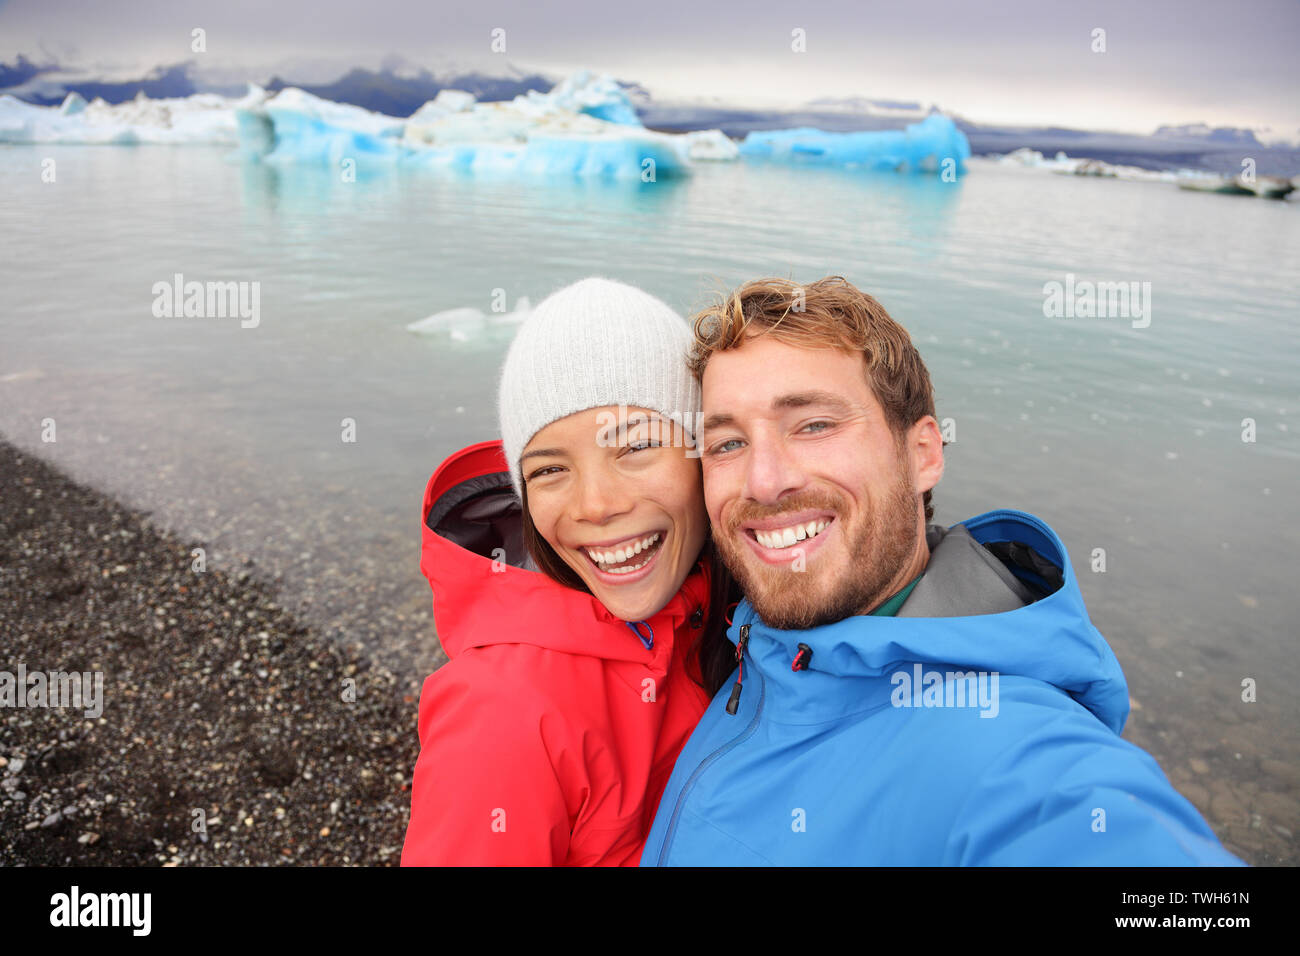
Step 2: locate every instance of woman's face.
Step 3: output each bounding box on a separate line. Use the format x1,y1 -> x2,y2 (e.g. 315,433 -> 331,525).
521,405 -> 708,623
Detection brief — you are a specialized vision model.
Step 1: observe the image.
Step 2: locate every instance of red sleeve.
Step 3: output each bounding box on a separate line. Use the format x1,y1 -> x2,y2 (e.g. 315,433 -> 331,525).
400,663 -> 573,866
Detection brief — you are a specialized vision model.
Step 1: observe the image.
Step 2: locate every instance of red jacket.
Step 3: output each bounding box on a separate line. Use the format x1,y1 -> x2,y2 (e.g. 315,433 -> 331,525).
400,441 -> 713,866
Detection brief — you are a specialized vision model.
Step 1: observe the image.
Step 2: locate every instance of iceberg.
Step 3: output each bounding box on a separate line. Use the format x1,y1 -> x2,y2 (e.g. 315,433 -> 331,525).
0,86 -> 266,145
243,71 -> 707,178
0,68 -> 735,179
738,113 -> 970,174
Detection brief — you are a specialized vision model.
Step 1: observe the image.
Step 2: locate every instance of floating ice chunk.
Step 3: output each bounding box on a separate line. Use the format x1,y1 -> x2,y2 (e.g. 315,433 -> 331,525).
679,129 -> 739,161
488,296 -> 531,325
739,113 -> 971,174
406,306 -> 486,335
0,87 -> 260,144
997,146 -> 1047,167
406,297 -> 532,336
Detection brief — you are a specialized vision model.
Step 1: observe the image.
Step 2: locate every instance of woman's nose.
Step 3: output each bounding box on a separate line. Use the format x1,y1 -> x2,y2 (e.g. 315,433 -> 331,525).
569,467 -> 634,524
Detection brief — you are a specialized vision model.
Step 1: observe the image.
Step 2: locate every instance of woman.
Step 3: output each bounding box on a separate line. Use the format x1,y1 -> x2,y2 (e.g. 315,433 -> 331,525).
401,277 -> 736,865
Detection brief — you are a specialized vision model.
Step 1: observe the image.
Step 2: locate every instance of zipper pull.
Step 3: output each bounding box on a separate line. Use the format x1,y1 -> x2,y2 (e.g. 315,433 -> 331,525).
725,624 -> 751,715
791,643 -> 813,672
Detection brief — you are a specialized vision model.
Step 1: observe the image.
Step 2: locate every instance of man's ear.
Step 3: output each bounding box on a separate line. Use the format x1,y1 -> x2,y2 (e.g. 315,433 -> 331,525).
910,416 -> 945,493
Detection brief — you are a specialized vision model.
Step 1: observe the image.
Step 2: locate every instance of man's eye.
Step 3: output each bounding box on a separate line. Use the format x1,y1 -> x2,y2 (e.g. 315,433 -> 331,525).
802,421 -> 834,433
708,438 -> 744,455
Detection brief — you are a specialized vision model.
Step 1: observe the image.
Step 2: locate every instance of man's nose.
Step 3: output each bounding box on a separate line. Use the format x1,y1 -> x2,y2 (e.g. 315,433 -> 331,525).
743,431 -> 806,505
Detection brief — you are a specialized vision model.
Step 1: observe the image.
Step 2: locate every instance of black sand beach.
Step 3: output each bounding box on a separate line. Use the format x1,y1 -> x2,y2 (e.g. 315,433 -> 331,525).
1,438 -> 418,865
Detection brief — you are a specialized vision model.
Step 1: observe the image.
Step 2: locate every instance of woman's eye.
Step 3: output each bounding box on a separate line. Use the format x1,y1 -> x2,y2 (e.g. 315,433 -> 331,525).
624,439 -> 661,454
526,465 -> 563,481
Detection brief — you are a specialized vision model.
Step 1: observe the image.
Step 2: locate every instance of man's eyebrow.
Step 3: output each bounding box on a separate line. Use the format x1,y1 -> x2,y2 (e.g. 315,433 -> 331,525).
700,412 -> 736,435
772,390 -> 854,413
701,391 -> 854,434
520,447 -> 566,462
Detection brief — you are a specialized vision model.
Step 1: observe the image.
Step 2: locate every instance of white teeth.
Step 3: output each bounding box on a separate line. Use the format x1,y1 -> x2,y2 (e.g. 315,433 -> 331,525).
587,532 -> 661,568
755,519 -> 831,550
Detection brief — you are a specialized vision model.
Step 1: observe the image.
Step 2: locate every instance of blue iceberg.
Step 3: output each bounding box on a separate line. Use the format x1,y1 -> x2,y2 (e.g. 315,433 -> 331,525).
739,113 -> 971,174
238,71 -> 711,179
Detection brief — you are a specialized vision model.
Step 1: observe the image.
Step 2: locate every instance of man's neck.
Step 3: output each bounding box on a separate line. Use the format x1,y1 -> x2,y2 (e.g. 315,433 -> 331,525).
859,537 -> 931,616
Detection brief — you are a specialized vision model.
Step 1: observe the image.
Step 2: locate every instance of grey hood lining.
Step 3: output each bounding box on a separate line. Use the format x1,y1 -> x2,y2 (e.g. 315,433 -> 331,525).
896,523 -> 1053,618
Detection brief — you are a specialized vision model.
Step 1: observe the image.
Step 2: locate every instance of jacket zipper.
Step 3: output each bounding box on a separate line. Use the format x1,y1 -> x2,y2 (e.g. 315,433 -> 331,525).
725,624 -> 751,715
655,620 -> 766,866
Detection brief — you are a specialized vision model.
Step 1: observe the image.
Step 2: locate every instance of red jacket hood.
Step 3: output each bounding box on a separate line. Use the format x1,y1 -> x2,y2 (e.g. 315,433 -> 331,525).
420,440 -> 710,664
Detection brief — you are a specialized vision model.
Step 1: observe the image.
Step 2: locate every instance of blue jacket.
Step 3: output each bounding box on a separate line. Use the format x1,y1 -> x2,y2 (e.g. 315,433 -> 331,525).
641,509 -> 1244,866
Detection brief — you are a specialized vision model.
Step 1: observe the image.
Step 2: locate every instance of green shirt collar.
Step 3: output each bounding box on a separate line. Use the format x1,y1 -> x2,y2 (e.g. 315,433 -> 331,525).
869,572 -> 924,617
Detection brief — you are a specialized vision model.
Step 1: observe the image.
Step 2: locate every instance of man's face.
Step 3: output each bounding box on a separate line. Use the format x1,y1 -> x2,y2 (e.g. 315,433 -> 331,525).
699,334 -> 943,630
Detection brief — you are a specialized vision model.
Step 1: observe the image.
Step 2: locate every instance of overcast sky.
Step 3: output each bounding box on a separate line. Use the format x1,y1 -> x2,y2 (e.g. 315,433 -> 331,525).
3,0 -> 1297,138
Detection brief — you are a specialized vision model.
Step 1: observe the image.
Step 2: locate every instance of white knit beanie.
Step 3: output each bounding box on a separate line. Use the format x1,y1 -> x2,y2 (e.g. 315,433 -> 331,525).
498,277 -> 700,500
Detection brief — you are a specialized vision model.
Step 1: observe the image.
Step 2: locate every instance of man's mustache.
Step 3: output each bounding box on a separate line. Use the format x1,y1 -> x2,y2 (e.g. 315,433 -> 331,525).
724,490 -> 846,535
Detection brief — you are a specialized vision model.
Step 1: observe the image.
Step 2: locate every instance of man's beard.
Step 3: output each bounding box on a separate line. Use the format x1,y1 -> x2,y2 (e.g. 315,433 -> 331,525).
715,460 -> 922,631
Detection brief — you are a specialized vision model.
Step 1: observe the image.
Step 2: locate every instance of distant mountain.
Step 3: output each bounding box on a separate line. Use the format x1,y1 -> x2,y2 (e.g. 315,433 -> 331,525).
262,66 -> 552,117
0,53 -> 50,89
1153,123 -> 1263,146
806,95 -> 929,116
0,56 -> 551,115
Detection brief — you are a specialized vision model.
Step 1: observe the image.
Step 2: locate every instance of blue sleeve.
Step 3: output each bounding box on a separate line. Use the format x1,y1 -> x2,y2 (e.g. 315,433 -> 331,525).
945,707 -> 1246,866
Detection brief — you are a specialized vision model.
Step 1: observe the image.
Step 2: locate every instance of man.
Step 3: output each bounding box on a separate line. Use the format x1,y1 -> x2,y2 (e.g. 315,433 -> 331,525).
640,276 -> 1243,866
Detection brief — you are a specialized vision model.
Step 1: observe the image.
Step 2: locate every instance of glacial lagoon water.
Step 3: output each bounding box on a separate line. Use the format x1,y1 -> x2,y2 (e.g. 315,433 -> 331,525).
2,145 -> 1297,861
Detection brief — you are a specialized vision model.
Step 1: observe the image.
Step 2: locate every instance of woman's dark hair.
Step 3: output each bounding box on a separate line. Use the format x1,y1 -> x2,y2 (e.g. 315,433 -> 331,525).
520,479 -> 740,698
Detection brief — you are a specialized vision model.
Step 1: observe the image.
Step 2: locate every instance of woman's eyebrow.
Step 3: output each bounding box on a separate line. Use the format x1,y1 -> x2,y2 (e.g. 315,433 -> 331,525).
520,447 -> 566,462
601,413 -> 661,446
